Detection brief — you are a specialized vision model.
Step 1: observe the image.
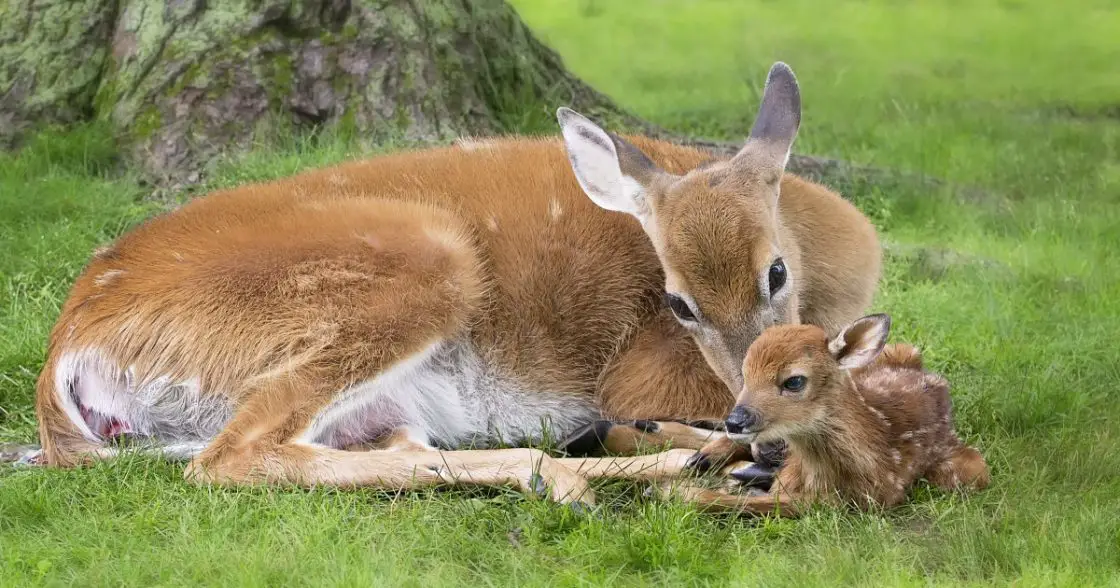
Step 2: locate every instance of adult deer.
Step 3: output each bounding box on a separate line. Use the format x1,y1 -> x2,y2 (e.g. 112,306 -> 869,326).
33,63 -> 880,503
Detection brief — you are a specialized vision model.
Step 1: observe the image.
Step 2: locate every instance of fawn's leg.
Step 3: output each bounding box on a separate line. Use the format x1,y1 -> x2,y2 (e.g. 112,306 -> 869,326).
558,419 -> 786,490
925,444 -> 990,492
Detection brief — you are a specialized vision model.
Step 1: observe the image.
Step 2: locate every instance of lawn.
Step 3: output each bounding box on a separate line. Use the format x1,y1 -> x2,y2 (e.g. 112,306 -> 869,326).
2,0 -> 1119,585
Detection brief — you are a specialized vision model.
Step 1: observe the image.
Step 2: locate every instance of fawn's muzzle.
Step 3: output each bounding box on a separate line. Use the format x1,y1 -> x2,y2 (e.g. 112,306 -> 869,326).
725,405 -> 760,435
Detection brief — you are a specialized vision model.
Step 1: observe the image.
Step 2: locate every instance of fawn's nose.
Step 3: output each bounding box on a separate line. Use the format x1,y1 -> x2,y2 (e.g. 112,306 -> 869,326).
725,405 -> 759,434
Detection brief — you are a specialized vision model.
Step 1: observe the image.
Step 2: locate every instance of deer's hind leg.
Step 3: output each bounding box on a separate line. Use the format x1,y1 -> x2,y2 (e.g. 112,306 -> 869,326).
179,204 -> 595,501
925,444 -> 990,492
182,302 -> 595,502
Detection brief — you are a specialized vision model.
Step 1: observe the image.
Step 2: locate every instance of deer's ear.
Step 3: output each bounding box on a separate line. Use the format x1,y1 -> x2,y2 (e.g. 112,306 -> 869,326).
734,62 -> 801,169
557,107 -> 663,221
829,314 -> 891,370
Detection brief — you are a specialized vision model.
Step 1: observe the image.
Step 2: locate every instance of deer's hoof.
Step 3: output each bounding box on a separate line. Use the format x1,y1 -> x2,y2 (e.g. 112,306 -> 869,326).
557,420 -> 615,456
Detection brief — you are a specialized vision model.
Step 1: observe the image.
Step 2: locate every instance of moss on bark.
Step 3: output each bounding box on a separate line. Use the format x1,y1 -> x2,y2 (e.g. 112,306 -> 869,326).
1,0 -> 635,187
0,0 -> 119,146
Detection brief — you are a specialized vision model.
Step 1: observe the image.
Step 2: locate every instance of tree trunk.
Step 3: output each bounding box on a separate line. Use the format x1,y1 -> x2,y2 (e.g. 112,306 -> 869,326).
1,0 -> 639,186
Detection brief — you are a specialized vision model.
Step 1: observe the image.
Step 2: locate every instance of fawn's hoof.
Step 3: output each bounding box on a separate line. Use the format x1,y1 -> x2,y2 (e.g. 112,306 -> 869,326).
729,463 -> 775,490
751,440 -> 788,468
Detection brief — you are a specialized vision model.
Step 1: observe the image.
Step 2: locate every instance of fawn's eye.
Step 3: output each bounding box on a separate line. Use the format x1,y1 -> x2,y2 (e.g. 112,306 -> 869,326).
768,258 -> 787,295
780,375 -> 807,394
664,293 -> 697,322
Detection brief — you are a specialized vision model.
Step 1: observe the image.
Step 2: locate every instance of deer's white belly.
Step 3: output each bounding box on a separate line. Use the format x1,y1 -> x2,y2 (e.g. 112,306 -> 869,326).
296,340 -> 599,449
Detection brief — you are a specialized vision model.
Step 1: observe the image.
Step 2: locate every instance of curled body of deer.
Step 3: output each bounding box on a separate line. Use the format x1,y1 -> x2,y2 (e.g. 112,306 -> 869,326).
657,315 -> 990,515
33,63 -> 880,504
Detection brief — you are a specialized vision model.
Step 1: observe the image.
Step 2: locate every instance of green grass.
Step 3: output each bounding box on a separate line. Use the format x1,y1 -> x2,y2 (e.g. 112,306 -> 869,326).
2,0 -> 1119,585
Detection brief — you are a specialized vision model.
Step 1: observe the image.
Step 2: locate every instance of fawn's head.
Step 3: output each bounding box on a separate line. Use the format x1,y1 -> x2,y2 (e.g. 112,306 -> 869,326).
557,62 -> 803,392
723,314 -> 892,445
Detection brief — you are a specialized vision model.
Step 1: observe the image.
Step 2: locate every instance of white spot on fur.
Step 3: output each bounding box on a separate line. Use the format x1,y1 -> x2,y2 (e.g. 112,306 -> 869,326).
548,198 -> 563,221
328,173 -> 348,186
172,252 -> 184,262
422,224 -> 471,254
94,270 -> 124,288
486,216 -> 499,232
891,449 -> 902,465
454,137 -> 495,151
900,431 -> 914,440
868,406 -> 890,425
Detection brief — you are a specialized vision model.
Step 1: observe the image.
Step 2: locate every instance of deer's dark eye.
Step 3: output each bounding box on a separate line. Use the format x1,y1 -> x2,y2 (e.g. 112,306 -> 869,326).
768,258 -> 787,295
664,293 -> 696,322
780,375 -> 807,394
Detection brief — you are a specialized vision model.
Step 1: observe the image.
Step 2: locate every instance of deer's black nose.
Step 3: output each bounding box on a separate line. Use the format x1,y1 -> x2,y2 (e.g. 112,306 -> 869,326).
725,405 -> 759,434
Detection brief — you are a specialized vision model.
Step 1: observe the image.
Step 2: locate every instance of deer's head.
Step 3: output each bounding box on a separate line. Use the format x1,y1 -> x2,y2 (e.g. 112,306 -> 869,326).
558,62 -> 803,392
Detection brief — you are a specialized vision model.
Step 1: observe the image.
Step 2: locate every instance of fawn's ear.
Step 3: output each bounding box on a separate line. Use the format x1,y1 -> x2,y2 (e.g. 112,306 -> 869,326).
557,107 -> 664,221
734,62 -> 801,169
829,314 -> 891,370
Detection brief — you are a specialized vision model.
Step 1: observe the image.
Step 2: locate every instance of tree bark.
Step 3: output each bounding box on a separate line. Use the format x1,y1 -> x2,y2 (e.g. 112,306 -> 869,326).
1,0 -> 639,186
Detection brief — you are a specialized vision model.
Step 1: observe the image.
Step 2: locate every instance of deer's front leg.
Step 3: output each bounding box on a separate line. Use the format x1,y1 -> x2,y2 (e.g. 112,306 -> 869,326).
186,364 -> 596,505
